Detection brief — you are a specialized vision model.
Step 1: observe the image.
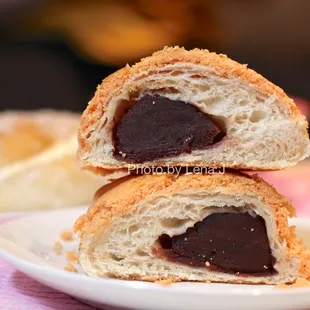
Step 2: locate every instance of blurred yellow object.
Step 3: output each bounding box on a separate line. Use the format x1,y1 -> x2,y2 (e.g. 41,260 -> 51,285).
0,111 -> 77,167
0,122 -> 54,167
18,0 -> 218,65
0,111 -> 108,211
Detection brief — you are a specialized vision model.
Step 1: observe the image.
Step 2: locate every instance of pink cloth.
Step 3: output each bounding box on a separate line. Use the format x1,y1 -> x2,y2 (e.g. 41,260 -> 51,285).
0,261 -> 95,310
0,214 -> 95,309
0,164 -> 309,309
257,163 -> 310,217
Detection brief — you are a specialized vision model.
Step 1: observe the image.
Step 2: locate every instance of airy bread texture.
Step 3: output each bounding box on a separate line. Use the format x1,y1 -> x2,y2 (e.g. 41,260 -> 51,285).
0,110 -> 123,211
78,47 -> 309,174
75,172 -> 310,284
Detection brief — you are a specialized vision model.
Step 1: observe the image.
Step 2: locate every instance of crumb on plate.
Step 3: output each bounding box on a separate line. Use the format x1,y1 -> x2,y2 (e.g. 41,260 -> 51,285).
52,241 -> 63,255
276,277 -> 310,289
60,229 -> 74,241
64,263 -> 78,273
66,251 -> 79,263
155,279 -> 173,286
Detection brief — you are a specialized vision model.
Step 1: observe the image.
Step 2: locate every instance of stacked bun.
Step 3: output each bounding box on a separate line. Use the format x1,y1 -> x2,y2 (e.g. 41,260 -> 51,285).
74,47 -> 310,285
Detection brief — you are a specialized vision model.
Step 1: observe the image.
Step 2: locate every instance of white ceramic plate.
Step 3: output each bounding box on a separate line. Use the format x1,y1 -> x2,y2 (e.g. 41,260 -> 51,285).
0,207 -> 310,310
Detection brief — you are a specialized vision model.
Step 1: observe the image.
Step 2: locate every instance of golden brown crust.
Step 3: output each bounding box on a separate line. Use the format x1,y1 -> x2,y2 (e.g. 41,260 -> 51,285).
134,47 -> 299,119
75,171 -> 310,279
78,46 -> 308,170
74,172 -> 294,242
77,67 -> 130,161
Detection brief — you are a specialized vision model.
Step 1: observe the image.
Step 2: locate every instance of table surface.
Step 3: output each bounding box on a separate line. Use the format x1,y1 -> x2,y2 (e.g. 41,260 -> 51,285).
0,163 -> 310,309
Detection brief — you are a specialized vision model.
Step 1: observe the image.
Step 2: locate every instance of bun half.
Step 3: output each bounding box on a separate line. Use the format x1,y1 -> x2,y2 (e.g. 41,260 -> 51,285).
75,172 -> 310,284
77,47 -> 309,174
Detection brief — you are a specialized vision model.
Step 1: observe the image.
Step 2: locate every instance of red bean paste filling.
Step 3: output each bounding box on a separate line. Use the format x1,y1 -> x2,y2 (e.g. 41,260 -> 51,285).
156,212 -> 276,274
113,95 -> 226,163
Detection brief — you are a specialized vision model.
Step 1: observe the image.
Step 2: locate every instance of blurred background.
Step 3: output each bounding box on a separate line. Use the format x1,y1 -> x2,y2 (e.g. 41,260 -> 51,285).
0,0 -> 309,121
